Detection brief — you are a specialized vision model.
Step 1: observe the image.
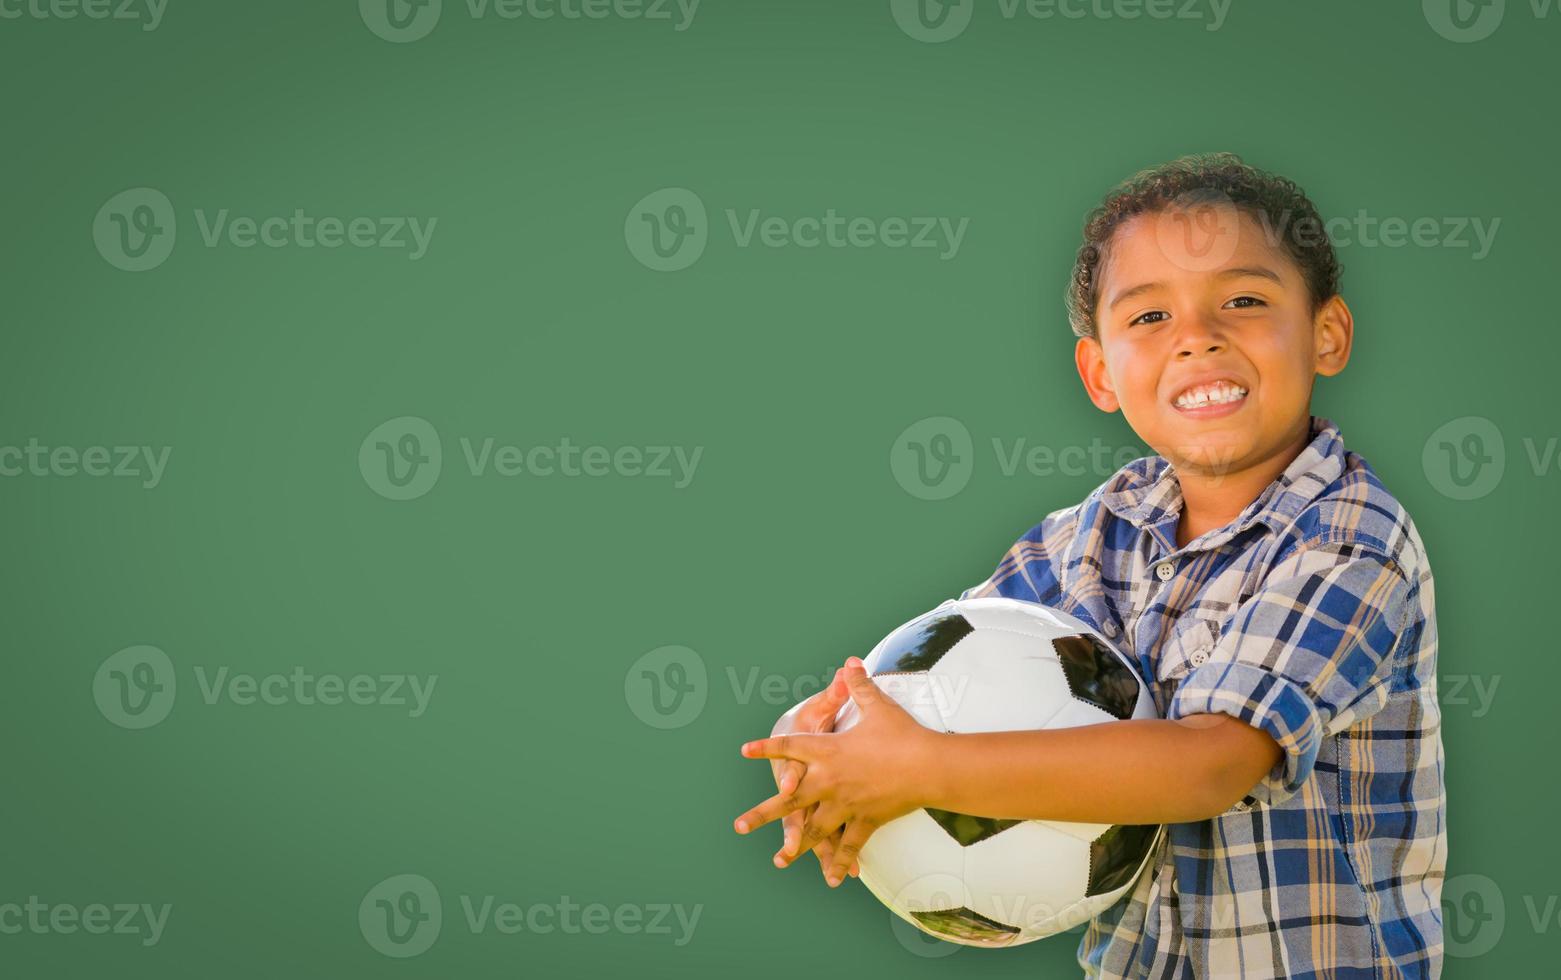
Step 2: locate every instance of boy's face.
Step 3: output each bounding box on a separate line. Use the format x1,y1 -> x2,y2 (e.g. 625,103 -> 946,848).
1075,205 -> 1352,480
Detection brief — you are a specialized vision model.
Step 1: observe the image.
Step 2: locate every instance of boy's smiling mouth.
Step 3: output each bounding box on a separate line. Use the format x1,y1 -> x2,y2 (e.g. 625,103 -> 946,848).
1170,376 -> 1250,417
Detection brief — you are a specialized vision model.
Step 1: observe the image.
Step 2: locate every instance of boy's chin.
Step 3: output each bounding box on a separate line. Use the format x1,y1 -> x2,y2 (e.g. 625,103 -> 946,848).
1158,435 -> 1254,479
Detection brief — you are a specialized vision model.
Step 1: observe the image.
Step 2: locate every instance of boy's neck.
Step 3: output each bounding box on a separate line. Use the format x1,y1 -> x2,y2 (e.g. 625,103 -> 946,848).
1172,416 -> 1314,550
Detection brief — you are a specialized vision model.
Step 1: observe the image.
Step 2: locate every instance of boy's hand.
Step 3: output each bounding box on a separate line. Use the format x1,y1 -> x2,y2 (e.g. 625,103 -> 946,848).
767,666 -> 859,879
736,657 -> 936,887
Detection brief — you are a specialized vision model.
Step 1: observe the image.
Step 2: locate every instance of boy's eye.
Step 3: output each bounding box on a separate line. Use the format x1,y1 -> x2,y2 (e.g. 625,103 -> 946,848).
1129,310 -> 1168,326
1226,295 -> 1266,309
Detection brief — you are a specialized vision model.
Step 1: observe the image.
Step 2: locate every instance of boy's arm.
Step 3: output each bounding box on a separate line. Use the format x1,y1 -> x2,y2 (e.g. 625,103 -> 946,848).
919,714 -> 1282,826
739,537 -> 1413,879
923,537 -> 1413,826
737,665 -> 1280,871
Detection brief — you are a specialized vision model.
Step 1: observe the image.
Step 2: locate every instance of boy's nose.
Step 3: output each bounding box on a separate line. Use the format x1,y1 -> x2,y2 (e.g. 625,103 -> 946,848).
1175,340 -> 1227,359
1172,316 -> 1229,358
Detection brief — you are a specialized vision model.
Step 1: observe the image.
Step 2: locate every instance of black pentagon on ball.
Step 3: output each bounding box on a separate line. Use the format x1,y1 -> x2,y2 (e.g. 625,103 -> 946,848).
1052,633 -> 1141,720
909,906 -> 1022,946
923,808 -> 1022,847
869,611 -> 975,674
1086,823 -> 1158,897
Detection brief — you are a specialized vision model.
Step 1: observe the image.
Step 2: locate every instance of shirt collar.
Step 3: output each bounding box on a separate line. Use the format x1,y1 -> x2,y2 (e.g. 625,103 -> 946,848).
1100,415 -> 1347,549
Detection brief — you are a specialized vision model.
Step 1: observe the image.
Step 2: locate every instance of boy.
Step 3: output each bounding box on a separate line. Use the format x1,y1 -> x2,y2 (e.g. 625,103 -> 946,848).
733,153 -> 1446,979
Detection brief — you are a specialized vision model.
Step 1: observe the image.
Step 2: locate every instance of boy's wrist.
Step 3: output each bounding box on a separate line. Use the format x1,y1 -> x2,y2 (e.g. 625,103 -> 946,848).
910,728 -> 955,811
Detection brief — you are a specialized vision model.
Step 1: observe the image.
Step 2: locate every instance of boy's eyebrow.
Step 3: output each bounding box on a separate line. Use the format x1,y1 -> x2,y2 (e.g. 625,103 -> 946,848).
1107,266 -> 1287,310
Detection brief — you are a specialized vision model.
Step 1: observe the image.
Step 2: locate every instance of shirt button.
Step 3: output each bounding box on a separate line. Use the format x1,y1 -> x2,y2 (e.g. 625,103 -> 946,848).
1188,649 -> 1208,667
1155,561 -> 1175,581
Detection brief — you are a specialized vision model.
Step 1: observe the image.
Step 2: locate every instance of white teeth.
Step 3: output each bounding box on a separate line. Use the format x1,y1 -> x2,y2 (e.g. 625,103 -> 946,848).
1174,381 -> 1248,410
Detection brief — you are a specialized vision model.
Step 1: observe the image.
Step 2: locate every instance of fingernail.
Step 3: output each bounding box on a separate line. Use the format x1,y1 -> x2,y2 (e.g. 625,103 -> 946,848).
735,820 -> 748,833
773,855 -> 785,868
826,875 -> 839,887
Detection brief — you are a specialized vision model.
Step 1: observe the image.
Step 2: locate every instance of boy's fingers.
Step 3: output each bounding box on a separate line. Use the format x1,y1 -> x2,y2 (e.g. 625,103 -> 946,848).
776,761 -> 802,796
794,803 -> 848,857
797,670 -> 848,728
775,806 -> 831,869
740,734 -> 818,762
734,783 -> 820,837
813,825 -> 844,872
825,821 -> 875,887
841,658 -> 884,709
774,810 -> 804,868
812,825 -> 837,871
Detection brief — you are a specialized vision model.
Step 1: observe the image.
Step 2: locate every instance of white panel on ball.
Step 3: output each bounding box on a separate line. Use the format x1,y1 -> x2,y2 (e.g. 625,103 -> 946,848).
817,596 -> 1163,948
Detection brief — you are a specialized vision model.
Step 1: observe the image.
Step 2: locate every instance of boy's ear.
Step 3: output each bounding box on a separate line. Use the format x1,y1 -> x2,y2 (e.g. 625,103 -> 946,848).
1075,336 -> 1120,412
1313,295 -> 1354,377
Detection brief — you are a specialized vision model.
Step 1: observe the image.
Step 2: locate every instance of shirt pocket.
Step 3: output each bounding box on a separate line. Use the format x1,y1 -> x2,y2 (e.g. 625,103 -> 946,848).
1154,616 -> 1221,689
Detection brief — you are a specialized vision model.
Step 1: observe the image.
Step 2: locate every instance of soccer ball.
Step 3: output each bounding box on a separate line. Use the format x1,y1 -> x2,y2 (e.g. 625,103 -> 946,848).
833,596 -> 1163,947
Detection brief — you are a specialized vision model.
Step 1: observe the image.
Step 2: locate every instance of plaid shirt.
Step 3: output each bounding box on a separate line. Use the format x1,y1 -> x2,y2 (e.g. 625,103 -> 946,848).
959,415 -> 1446,979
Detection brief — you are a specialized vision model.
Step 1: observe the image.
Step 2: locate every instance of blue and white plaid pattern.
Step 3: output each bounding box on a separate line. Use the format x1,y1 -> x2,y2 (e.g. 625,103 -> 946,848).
960,415 -> 1445,979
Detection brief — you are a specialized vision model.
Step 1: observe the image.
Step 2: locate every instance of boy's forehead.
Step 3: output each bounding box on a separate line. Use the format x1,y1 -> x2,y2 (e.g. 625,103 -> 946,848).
1100,205 -> 1294,300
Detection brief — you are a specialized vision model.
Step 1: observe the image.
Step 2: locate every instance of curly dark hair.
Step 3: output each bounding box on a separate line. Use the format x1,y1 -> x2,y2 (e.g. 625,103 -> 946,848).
1066,152 -> 1341,340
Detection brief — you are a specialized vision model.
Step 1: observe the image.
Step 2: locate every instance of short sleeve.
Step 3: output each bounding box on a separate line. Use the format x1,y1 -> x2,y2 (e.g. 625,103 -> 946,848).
1167,533 -> 1414,805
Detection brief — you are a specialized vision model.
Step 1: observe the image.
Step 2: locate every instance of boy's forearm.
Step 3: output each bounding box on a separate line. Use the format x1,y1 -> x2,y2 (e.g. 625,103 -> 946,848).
915,714 -> 1282,826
